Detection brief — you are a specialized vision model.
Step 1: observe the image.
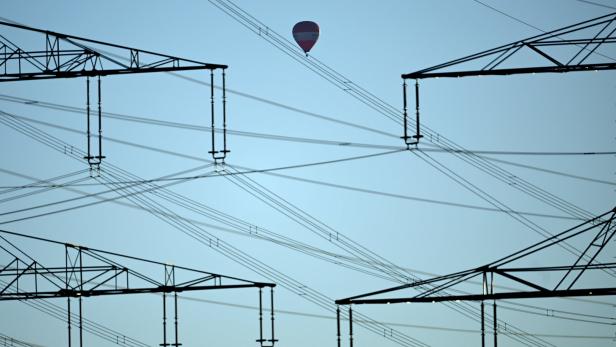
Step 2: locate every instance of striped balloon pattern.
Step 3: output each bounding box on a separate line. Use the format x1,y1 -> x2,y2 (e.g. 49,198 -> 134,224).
292,21 -> 319,54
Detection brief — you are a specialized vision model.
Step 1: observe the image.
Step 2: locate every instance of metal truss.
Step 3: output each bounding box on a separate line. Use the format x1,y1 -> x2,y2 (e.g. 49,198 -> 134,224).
401,11 -> 616,146
0,229 -> 277,347
336,207 -> 616,346
0,20 -> 230,166
0,21 -> 226,81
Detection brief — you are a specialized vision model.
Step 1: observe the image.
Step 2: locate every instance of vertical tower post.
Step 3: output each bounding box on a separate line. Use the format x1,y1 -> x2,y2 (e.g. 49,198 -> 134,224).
67,297 -> 72,347
336,306 -> 341,347
481,272 -> 486,347
84,75 -> 104,171
402,80 -> 409,147
481,300 -> 485,347
492,272 -> 497,347
349,306 -> 354,347
79,248 -> 83,347
269,287 -> 277,345
208,69 -> 229,162
222,69 -> 228,157
172,266 -> 180,347
97,76 -> 104,166
65,245 -> 72,347
85,77 -> 91,166
174,292 -> 179,346
161,292 -> 167,347
209,70 -> 217,161
413,79 -> 423,142
257,288 -> 264,345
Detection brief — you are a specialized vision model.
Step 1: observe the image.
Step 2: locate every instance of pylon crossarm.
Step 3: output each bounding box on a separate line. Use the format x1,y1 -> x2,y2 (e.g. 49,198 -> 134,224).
402,12 -> 616,80
0,20 -> 226,82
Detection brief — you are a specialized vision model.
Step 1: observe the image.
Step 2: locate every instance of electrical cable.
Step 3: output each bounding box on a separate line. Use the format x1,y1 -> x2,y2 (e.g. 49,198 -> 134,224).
577,0 -> 616,10
4,93 -> 616,156
175,293 -> 616,338
0,112 -> 583,221
0,168 -> 214,226
1,117 -> 608,347
218,165 -> 553,346
472,0 -> 616,65
475,155 -> 616,186
219,162 -> 554,346
2,7 -> 606,236
97,170 -> 430,347
1,111 -> 430,347
0,10 -> 608,346
0,111 -> 564,347
411,150 -> 616,276
0,83 -> 588,347
496,302 -> 615,325
0,280 -> 151,347
0,333 -> 42,347
9,93 -> 615,157
0,94 -> 403,151
0,168 -> 89,196
207,0 -> 606,237
0,176 -> 92,206
208,0 -> 404,125
205,9 -> 608,321
3,12 -> 608,344
3,165 -> 615,321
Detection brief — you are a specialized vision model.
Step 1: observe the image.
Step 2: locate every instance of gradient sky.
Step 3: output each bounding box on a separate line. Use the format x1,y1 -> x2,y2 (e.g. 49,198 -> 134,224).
1,1 -> 615,346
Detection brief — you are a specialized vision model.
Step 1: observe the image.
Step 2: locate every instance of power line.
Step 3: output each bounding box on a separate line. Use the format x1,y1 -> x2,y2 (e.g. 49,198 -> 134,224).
0,94 -> 403,151
0,75 -> 600,347
0,168 -> 90,197
477,155 -> 616,186
3,133 -> 612,338
411,150 -> 616,274
0,280 -> 151,347
472,0 -> 616,62
216,165 -> 550,346
7,94 -> 615,157
3,7 -> 605,238
0,164 -> 584,222
6,106 -> 608,346
0,333 -> 44,347
174,294 -> 616,339
207,0 -> 605,245
0,150 -> 404,189
1,109 -> 430,347
0,165 -> 213,223
5,10 -> 607,240
6,164 -> 613,312
471,0 -> 547,32
102,171 -> 429,346
12,97 -> 576,347
0,166 -> 596,303
0,111 -> 592,221
576,0 -> 616,11
497,301 -> 616,325
2,12 -> 604,346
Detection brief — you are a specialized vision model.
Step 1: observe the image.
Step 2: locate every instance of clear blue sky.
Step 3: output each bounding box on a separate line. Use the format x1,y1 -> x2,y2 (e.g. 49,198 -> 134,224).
1,1 -> 615,346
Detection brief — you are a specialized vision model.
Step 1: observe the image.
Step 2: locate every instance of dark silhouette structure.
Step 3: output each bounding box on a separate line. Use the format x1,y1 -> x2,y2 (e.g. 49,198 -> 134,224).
401,11 -> 616,146
0,20 -> 229,167
0,229 -> 277,347
336,207 -> 616,346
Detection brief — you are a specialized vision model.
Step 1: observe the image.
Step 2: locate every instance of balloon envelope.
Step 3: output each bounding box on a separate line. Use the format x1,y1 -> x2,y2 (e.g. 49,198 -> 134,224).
292,21 -> 319,54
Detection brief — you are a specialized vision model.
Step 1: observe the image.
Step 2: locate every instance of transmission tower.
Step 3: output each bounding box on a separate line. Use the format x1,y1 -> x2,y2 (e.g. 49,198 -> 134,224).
336,208 -> 616,347
401,11 -> 616,146
0,229 -> 278,347
0,20 -> 230,171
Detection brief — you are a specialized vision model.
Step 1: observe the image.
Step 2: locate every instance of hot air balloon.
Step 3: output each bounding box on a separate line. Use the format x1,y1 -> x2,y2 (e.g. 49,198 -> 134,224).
292,21 -> 319,55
